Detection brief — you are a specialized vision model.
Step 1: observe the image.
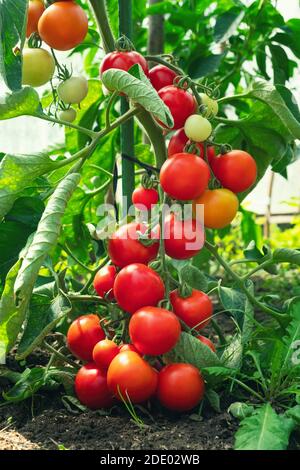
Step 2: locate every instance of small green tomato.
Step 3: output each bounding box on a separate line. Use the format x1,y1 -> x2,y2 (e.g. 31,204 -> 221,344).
57,76 -> 88,104
184,114 -> 212,142
59,108 -> 77,123
22,48 -> 55,87
199,93 -> 219,117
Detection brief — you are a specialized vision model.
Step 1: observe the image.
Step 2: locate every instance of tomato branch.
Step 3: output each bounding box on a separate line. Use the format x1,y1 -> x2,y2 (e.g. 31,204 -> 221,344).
35,112 -> 97,138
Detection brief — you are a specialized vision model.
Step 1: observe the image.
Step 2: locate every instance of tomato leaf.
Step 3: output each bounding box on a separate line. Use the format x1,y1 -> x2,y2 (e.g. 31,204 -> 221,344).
165,331 -> 222,370
0,87 -> 40,119
221,334 -> 243,369
101,66 -> 174,127
234,403 -> 294,450
228,402 -> 255,420
0,0 -> 27,91
205,388 -> 221,412
0,152 -> 57,220
179,264 -> 208,292
16,293 -> 71,360
272,248 -> 300,266
214,9 -> 244,43
0,260 -> 23,362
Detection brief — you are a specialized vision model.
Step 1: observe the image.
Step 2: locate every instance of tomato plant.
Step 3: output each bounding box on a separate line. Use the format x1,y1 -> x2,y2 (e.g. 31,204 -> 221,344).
100,50 -> 149,77
129,306 -> 181,355
93,265 -> 116,299
132,187 -> 159,210
38,1 -> 88,51
75,363 -> 114,409
107,351 -> 158,403
158,85 -> 196,129
157,364 -> 205,411
211,150 -> 257,193
167,128 -> 216,161
92,339 -> 119,369
114,263 -> 165,314
67,314 -> 105,362
107,222 -> 159,267
170,289 -> 213,331
149,65 -> 177,91
57,77 -> 89,105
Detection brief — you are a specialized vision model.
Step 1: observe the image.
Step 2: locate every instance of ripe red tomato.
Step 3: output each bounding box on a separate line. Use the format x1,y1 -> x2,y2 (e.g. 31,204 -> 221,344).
211,150 -> 257,193
107,351 -> 158,403
75,363 -> 114,409
67,314 -> 105,362
93,339 -> 119,369
158,86 -> 196,130
26,0 -> 45,38
157,363 -> 205,411
163,214 -> 205,260
160,153 -> 210,200
93,265 -> 116,299
168,128 -> 216,162
114,263 -> 165,314
132,187 -> 159,210
170,289 -> 213,331
108,222 -> 159,267
38,1 -> 88,51
129,306 -> 181,355
119,343 -> 141,355
197,335 -> 216,352
149,65 -> 177,91
100,51 -> 149,77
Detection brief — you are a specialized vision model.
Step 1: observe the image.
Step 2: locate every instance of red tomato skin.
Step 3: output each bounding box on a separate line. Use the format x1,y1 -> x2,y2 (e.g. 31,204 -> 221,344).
163,214 -> 205,260
129,306 -> 181,356
38,2 -> 88,51
67,314 -> 105,362
158,86 -> 197,130
26,0 -> 45,38
168,128 -> 216,162
93,265 -> 116,299
157,363 -> 205,411
170,289 -> 213,331
100,51 -> 149,77
75,363 -> 114,409
93,339 -> 120,369
108,222 -> 159,268
119,343 -> 141,355
211,150 -> 257,193
107,351 -> 158,403
160,153 -> 210,200
114,263 -> 165,314
149,65 -> 177,91
132,187 -> 159,210
197,335 -> 216,352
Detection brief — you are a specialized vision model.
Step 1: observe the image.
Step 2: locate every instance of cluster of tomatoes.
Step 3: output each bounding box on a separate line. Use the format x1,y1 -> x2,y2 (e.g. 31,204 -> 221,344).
23,1 -> 89,122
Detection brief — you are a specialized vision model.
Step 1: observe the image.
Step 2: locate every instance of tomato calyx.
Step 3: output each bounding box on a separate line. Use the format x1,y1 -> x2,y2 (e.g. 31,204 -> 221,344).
141,172 -> 156,190
27,32 -> 42,49
115,34 -> 135,52
178,281 -> 193,299
183,141 -> 201,156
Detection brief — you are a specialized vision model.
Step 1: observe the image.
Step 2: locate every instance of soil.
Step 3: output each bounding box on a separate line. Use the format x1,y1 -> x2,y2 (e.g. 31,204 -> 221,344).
0,396 -> 237,450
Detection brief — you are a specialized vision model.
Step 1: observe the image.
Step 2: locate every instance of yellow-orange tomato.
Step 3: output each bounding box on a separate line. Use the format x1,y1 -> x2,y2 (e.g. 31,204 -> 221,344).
26,0 -> 45,38
38,1 -> 88,51
193,188 -> 239,229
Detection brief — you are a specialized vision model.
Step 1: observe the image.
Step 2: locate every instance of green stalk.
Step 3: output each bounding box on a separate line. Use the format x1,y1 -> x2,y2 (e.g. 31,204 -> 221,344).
89,0 -> 115,51
119,0 -> 135,215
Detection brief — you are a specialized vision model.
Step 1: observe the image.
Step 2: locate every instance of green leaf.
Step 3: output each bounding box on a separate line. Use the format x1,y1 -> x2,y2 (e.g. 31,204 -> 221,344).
205,388 -> 220,412
0,152 -> 57,220
165,332 -> 222,370
281,299 -> 300,372
101,66 -> 174,127
16,293 -> 71,360
214,9 -> 244,43
2,367 -> 47,402
228,402 -> 255,420
285,405 -> 300,425
235,403 -> 294,450
0,87 -> 40,119
273,248 -> 300,265
189,54 -> 225,79
180,264 -> 208,292
269,44 -> 290,84
200,366 -> 237,386
0,0 -> 27,91
218,285 -> 246,326
14,173 -> 80,307
221,334 -> 243,369
0,260 -> 23,361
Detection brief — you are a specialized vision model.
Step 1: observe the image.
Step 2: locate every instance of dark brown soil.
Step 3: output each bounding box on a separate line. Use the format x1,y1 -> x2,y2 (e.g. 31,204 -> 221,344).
0,394 -> 237,450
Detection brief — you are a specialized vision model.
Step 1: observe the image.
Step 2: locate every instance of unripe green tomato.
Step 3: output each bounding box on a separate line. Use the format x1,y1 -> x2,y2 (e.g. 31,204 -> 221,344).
22,48 -> 55,87
58,108 -> 77,123
199,93 -> 219,117
184,114 -> 212,142
57,76 -> 88,104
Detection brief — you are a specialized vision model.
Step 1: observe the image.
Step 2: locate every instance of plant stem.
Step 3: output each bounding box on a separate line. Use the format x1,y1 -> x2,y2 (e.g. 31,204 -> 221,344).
35,113 -> 97,138
43,341 -> 80,370
68,294 -> 108,305
211,319 -> 227,346
231,377 -> 264,402
59,243 -> 95,273
137,110 -> 167,167
89,0 -> 115,52
204,240 -> 288,326
241,260 -> 273,280
105,91 -> 118,128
